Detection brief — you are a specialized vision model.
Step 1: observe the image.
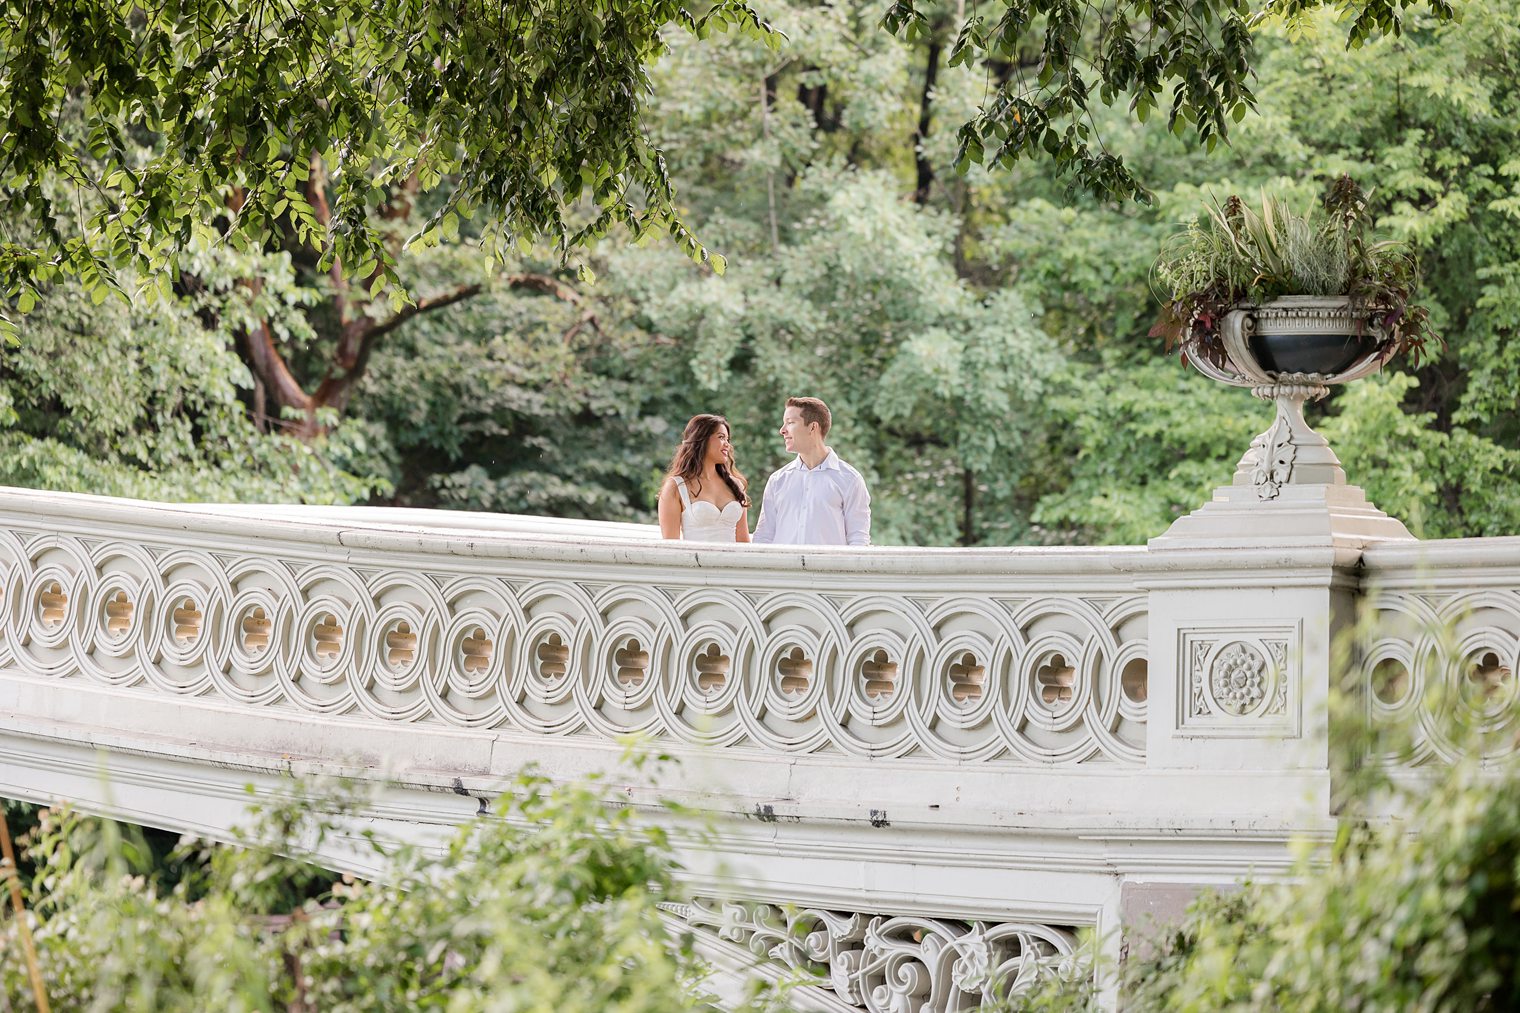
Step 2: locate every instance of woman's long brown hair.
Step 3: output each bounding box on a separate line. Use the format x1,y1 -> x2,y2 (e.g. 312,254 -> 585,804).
666,414 -> 749,507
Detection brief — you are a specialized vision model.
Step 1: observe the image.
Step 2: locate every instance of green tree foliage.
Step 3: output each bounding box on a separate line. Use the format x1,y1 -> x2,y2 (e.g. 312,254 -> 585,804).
0,0 -> 1456,335
0,0 -> 776,329
1322,374 -> 1520,539
1028,355 -> 1259,543
1015,5 -> 1520,540
580,166 -> 1060,545
881,0 -> 1455,202
353,269 -> 680,519
499,0 -> 1511,543
0,1 -> 779,435
0,771 -> 775,1011
0,270 -> 381,503
1261,0 -> 1520,438
338,0 -> 1520,544
3,0 -> 1516,541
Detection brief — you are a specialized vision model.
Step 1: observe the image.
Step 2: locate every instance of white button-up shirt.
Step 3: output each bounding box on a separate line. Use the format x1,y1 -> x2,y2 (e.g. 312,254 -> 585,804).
752,450 -> 871,546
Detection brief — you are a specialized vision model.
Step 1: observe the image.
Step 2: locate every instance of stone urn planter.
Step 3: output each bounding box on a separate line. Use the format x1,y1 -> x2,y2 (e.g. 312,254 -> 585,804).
1185,296 -> 1397,500
1150,182 -> 1434,544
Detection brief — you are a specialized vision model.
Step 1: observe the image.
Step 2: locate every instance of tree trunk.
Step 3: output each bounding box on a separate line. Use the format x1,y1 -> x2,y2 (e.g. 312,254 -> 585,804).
913,33 -> 943,206
224,158 -> 496,439
960,467 -> 976,546
220,158 -> 592,441
797,74 -> 833,132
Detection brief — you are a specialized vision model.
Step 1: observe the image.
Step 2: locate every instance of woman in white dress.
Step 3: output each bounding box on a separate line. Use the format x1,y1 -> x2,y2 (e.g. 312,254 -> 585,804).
657,414 -> 751,543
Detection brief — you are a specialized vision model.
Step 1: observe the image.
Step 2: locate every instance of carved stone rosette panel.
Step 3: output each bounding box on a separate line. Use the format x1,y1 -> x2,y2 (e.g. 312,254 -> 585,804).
1357,587 -> 1520,765
1179,623 -> 1298,737
666,897 -> 1081,1012
0,527 -> 1148,765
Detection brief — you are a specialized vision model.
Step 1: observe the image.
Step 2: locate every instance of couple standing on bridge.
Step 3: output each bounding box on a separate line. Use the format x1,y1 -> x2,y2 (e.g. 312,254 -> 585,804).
657,396 -> 871,546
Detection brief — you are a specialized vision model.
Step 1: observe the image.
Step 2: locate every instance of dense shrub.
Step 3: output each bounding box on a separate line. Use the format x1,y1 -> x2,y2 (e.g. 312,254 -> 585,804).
0,770 -> 779,1012
1116,629 -> 1520,1013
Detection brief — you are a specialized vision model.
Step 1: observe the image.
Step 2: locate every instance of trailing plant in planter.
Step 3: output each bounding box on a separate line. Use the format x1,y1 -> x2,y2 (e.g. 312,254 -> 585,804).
1150,177 -> 1438,369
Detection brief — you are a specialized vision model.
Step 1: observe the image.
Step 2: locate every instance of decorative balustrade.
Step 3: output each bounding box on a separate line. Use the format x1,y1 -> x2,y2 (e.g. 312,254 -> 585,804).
8,488 -> 1518,1012
0,495 -> 1149,767
1357,538 -> 1520,765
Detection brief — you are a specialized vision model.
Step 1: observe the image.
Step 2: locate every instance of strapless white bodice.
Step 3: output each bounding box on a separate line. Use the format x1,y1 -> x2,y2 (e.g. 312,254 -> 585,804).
674,477 -> 742,542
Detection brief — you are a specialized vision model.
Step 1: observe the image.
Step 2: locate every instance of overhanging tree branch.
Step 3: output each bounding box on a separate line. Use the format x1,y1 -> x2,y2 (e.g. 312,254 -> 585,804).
308,273 -> 583,421
353,282 -> 486,349
0,1 -> 782,339
884,0 -> 1457,202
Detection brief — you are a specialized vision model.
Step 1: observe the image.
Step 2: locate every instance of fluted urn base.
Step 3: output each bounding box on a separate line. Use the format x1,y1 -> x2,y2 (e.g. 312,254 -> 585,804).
1234,385 -> 1343,494
1153,376 -> 1411,549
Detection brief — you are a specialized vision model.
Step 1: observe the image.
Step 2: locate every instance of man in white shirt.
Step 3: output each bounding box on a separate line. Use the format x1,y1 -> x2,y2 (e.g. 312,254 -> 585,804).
752,396 -> 871,546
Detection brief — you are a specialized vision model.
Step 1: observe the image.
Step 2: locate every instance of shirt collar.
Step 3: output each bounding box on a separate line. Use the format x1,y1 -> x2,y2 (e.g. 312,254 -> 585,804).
787,449 -> 840,472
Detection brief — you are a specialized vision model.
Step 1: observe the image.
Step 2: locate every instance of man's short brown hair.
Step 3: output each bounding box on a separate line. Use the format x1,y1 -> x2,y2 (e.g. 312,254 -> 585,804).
786,396 -> 832,438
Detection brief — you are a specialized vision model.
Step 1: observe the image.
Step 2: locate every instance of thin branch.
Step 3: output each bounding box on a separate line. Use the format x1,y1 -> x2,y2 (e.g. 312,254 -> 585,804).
357,282 -> 484,347
760,75 -> 780,251
562,306 -> 603,344
1,808 -> 49,1013
499,271 -> 583,305
305,155 -> 349,326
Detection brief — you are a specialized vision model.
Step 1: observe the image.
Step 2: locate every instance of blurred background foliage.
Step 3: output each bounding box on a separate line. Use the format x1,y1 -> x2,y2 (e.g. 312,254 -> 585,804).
3,1 -> 1517,545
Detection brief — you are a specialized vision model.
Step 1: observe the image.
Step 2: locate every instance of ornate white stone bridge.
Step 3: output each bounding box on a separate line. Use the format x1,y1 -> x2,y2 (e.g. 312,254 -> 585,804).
2,485 -> 1516,1010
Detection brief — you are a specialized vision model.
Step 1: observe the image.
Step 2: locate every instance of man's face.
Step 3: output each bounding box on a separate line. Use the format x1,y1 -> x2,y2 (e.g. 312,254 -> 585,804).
780,407 -> 814,454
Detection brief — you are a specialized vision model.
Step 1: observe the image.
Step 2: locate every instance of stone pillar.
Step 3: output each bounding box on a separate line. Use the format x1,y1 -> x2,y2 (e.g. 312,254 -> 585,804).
1118,457 -> 1416,969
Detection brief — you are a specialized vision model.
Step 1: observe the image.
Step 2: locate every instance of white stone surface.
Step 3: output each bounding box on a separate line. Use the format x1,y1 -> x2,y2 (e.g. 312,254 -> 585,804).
1150,480 -> 1413,549
4,485 -> 1510,1009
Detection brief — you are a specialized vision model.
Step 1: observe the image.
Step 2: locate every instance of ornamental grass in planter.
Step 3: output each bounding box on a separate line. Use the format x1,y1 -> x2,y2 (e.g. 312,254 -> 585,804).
1150,177 -> 1439,373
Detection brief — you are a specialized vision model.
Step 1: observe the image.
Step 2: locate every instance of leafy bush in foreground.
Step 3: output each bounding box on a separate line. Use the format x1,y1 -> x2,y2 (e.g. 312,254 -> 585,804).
1,769 -> 772,1012
1123,754 -> 1520,1011
1119,632 -> 1520,1013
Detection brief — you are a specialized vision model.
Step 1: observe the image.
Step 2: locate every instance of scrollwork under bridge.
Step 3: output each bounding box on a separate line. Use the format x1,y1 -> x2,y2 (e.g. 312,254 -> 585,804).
666,897 -> 1081,1012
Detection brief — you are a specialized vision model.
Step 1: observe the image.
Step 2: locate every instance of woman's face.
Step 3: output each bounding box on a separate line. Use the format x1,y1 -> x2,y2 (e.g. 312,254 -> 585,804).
703,425 -> 733,467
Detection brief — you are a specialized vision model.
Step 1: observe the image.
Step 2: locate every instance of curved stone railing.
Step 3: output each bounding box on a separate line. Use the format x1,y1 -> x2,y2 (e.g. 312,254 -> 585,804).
1358,538 -> 1520,765
16,487 -> 1514,1010
0,491 -> 1150,768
